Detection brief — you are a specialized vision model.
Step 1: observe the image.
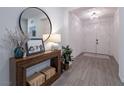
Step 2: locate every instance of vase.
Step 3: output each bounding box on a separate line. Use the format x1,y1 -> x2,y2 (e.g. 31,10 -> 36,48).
64,63 -> 69,70
14,47 -> 24,58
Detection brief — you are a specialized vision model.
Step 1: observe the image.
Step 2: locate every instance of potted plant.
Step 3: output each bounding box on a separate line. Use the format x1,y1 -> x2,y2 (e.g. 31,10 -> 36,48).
62,45 -> 73,70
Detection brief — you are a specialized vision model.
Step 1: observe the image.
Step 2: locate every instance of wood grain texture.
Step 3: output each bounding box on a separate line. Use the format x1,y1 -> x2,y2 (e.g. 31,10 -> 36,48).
52,53 -> 122,86
10,50 -> 61,86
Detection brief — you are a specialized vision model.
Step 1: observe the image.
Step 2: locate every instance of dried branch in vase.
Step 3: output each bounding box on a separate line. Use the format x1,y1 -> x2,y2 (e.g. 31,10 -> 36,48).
5,27 -> 29,48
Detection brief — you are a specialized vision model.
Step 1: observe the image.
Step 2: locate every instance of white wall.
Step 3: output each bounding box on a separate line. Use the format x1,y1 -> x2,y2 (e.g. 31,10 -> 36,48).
111,9 -> 120,63
0,8 -> 22,85
69,12 -> 85,57
119,8 -> 124,82
62,8 -> 86,57
62,8 -> 78,47
0,7 -> 65,85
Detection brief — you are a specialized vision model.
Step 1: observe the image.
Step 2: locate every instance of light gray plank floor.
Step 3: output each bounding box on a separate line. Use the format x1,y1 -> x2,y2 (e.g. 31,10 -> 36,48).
52,53 -> 122,86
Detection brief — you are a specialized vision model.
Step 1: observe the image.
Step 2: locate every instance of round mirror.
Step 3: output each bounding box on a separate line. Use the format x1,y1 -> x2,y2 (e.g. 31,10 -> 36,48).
19,7 -> 52,42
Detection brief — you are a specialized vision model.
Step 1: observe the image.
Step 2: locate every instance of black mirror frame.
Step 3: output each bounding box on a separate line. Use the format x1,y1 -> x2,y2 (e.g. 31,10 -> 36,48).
19,7 -> 52,42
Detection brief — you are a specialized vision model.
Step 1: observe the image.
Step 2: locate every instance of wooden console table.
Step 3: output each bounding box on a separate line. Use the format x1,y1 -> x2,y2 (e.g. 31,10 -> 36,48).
10,50 -> 61,86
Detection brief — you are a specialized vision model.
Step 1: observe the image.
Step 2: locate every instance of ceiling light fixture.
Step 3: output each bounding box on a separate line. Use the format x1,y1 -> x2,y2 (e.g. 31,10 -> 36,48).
87,8 -> 102,20
90,11 -> 98,19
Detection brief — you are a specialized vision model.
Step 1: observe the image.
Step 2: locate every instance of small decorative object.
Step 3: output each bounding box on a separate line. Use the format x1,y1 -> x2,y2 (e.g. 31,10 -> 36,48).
14,46 -> 24,58
5,27 -> 29,58
62,45 -> 73,70
26,38 -> 45,56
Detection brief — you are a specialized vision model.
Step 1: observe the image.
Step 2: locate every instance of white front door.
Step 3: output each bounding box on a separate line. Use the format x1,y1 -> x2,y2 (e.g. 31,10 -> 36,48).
84,21 -> 110,55
96,22 -> 110,55
84,24 -> 97,53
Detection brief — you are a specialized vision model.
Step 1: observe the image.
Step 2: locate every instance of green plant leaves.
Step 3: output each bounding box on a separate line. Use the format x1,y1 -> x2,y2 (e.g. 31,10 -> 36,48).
61,45 -> 73,64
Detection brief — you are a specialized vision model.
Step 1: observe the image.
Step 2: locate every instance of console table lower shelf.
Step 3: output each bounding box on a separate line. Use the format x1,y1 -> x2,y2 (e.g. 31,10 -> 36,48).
10,50 -> 61,86
26,73 -> 59,86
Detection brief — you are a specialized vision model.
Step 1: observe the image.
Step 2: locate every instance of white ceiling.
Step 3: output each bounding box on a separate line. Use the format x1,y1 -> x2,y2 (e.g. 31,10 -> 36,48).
71,7 -> 118,20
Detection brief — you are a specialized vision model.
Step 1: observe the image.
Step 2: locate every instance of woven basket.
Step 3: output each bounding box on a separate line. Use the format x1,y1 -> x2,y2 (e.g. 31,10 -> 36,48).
27,72 -> 45,86
41,66 -> 56,80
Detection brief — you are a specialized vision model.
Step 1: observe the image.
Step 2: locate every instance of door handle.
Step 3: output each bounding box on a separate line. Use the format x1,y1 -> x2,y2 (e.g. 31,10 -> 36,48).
96,39 -> 98,44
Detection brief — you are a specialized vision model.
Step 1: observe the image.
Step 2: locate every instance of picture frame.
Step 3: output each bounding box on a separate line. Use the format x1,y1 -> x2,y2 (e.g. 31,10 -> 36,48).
26,38 -> 45,56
